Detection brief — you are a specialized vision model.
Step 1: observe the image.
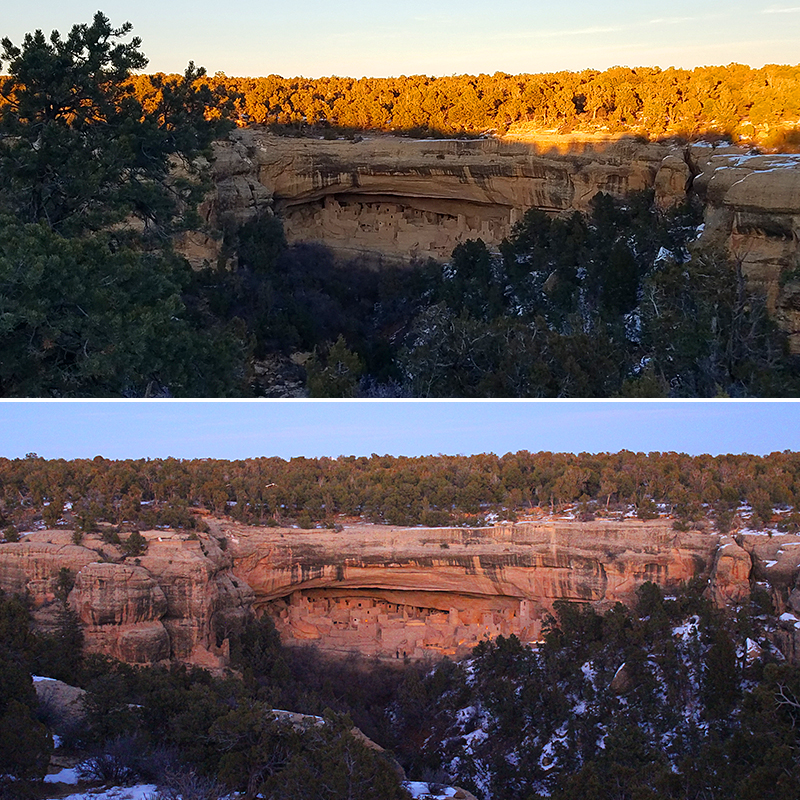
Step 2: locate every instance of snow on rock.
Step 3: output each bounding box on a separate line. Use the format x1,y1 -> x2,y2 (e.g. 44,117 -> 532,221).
403,781 -> 459,799
539,722 -> 569,771
654,246 -> 673,264
745,638 -> 763,664
672,616 -> 700,640
463,726 -> 488,749
456,706 -> 477,724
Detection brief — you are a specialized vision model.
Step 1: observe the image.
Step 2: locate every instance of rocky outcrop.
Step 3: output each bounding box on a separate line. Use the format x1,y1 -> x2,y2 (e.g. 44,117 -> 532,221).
202,130 -> 800,345
33,677 -> 87,727
689,149 -> 800,351
0,529 -> 253,667
0,518 -> 759,665
70,562 -> 170,664
207,131 -> 672,263
225,519 -> 732,660
0,539 -> 98,603
706,535 -> 752,606
737,530 -> 800,660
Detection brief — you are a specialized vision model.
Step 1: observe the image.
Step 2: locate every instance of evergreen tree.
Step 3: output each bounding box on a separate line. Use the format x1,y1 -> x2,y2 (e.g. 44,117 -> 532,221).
0,14 -> 248,396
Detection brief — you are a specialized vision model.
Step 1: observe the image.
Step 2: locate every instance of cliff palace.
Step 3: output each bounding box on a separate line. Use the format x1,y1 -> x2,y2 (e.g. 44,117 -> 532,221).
201,129 -> 800,349
4,517 -> 800,667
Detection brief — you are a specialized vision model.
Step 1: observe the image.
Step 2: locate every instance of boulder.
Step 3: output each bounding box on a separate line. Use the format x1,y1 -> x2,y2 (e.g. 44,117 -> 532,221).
654,152 -> 692,208
707,536 -> 752,606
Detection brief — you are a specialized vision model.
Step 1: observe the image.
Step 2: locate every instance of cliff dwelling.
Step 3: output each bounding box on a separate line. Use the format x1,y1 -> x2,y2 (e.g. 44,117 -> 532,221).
279,193 -> 516,262
265,587 -> 543,660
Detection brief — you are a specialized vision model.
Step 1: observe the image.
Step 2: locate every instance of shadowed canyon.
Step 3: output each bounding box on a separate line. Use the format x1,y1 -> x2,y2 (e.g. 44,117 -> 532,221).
203,130 -> 800,350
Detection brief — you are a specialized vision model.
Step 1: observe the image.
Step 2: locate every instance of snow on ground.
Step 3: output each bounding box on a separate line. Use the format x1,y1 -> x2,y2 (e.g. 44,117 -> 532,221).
49,786 -> 158,800
456,705 -> 477,724
463,726 -> 488,750
403,782 -> 458,799
32,675 -> 56,682
581,661 -> 598,690
44,767 -> 79,785
672,616 -> 700,640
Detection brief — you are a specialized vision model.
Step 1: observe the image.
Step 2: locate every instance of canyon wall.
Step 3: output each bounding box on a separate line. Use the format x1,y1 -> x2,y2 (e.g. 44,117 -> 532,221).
7,519 -> 800,666
203,129 -> 800,348
0,529 -> 252,668
690,149 -> 800,351
227,519 -> 719,660
207,131 -> 673,263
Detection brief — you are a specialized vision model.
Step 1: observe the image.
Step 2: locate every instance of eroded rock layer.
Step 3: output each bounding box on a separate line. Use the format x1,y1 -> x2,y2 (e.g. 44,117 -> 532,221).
202,131 -> 800,347
226,520 -> 724,660
0,529 -> 253,667
8,519 -> 800,665
208,132 -> 670,263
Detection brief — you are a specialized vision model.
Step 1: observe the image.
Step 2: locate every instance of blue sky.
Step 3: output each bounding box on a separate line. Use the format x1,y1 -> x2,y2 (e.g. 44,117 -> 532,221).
2,1 -> 798,77
0,401 -> 796,461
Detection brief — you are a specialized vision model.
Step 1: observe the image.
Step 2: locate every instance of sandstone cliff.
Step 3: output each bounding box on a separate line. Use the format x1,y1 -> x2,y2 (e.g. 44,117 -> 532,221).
223,518 -> 736,660
14,518 -> 800,666
0,529 -> 252,667
205,131 -> 672,264
689,149 -> 800,351
198,130 -> 800,348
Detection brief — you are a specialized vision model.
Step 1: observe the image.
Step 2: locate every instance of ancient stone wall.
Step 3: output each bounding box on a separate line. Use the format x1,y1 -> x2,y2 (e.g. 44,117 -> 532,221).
226,519 -> 728,661
270,587 -> 542,660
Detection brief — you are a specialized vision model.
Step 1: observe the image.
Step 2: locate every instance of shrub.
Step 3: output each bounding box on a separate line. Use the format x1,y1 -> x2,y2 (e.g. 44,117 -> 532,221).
77,735 -> 147,784
122,531 -> 148,557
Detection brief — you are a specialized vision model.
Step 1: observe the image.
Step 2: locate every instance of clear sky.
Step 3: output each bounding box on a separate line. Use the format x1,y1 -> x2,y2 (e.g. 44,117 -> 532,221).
1,1 -> 798,77
0,400 -> 796,461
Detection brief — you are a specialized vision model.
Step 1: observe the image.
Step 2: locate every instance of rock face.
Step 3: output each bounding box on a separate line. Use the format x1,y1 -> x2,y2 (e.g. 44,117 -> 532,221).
0,518 -> 760,665
204,130 -> 800,346
33,677 -> 87,726
690,149 -> 800,351
70,562 -> 170,664
740,530 -> 800,661
0,529 -> 253,667
706,535 -> 752,606
208,131 -> 671,263
226,519 -> 730,660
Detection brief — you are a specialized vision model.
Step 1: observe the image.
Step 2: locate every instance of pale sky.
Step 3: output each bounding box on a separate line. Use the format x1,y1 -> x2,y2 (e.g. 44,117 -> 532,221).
0,401 -> 796,460
1,1 -> 798,77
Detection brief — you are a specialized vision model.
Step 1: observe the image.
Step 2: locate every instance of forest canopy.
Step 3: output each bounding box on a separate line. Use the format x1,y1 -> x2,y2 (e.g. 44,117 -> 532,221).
4,57 -> 800,144
144,63 -> 800,146
3,449 -> 800,533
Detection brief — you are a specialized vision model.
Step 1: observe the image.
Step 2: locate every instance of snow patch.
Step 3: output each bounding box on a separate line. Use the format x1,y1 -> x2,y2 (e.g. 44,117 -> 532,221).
654,246 -> 673,264
44,767 -> 79,785
49,785 -> 158,800
403,782 -> 458,799
672,616 -> 700,640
